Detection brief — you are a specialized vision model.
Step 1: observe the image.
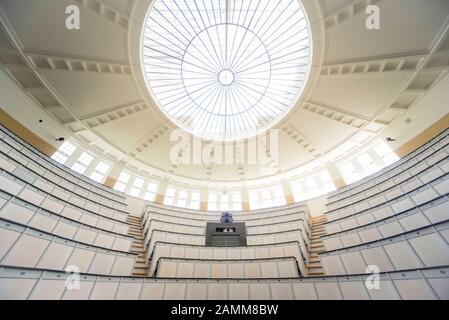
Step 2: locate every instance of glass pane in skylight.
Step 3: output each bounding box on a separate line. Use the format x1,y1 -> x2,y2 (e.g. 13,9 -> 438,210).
142,0 -> 311,140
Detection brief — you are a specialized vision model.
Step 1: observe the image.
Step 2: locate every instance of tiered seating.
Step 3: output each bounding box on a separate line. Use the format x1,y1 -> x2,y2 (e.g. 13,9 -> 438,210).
156,257 -> 300,279
1,265 -> 448,299
139,202 -> 312,277
0,125 -> 127,208
0,126 -> 140,277
314,128 -> 449,277
326,128 -> 449,210
1,123 -> 449,299
149,241 -> 304,276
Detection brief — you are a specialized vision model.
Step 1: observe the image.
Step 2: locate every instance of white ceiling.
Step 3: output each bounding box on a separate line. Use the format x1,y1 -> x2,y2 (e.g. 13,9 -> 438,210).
0,0 -> 448,185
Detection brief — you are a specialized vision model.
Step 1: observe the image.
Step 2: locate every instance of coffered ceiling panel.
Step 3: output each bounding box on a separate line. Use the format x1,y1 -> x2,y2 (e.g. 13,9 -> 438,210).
0,0 -> 128,62
325,0 -> 449,64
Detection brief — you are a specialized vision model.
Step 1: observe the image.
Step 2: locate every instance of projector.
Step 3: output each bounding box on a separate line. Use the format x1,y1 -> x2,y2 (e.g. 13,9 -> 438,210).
220,212 -> 233,223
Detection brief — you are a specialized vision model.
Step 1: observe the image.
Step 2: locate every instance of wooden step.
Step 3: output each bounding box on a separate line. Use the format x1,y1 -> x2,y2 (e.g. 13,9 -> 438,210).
127,216 -> 141,221
309,250 -> 325,254
306,265 -> 323,270
311,231 -> 326,236
130,249 -> 146,254
308,272 -> 325,276
128,223 -> 142,228
309,245 -> 325,249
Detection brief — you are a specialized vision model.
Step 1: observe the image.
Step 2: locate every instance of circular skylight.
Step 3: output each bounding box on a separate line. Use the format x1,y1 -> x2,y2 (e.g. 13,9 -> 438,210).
142,0 -> 311,140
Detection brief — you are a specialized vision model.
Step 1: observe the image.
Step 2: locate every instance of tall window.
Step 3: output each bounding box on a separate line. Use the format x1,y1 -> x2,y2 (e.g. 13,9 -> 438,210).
114,172 -> 130,192
229,192 -> 242,211
357,153 -> 379,176
249,186 -> 286,210
164,187 -> 176,206
338,140 -> 400,185
339,162 -> 361,185
71,152 -> 93,174
51,141 -> 77,164
177,190 -> 188,207
373,142 -> 399,166
190,192 -> 200,210
129,177 -> 144,197
291,182 -> 306,202
90,161 -> 110,183
208,193 -> 218,211
290,171 -> 336,202
144,182 -> 158,201
163,187 -> 200,209
207,192 -> 242,211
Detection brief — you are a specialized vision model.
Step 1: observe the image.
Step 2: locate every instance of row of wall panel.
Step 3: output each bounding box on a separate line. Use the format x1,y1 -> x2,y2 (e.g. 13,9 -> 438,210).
0,152 -> 129,220
145,201 -> 310,219
0,125 -> 126,205
0,219 -> 136,276
149,241 -> 306,276
155,257 -> 300,279
0,196 -> 133,251
319,222 -> 449,275
144,228 -> 310,263
326,128 -> 449,205
0,266 -> 447,300
324,163 -> 449,224
326,151 -> 449,213
0,169 -> 130,224
322,195 -> 449,251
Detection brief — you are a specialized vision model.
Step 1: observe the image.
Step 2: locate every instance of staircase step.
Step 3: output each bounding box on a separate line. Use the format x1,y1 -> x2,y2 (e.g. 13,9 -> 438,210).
308,272 -> 325,276
306,265 -> 323,270
130,249 -> 146,254
309,248 -> 325,253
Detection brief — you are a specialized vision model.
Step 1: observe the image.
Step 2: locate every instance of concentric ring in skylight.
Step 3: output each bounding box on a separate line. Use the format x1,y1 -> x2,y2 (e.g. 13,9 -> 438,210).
142,0 -> 311,140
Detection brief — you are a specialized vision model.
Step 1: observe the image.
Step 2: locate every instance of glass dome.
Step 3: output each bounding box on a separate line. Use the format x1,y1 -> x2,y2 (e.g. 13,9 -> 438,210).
142,0 -> 311,141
